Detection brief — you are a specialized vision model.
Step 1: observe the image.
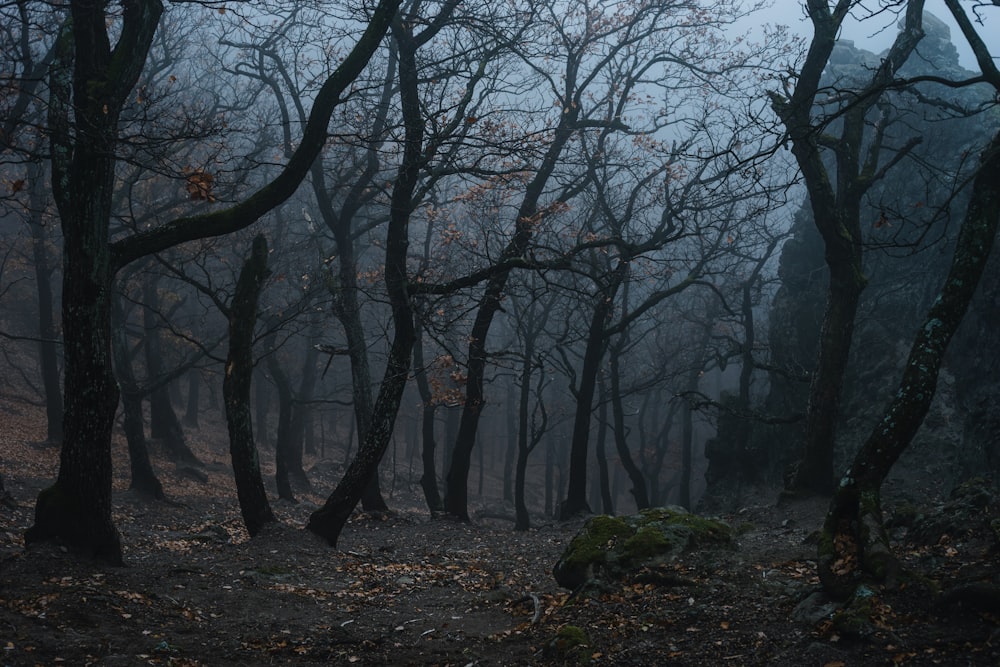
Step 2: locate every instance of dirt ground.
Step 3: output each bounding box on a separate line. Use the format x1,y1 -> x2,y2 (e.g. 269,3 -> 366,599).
2,404 -> 998,666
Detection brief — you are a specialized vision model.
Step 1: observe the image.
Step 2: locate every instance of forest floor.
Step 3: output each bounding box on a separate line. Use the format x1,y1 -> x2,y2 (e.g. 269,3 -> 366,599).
1,403 -> 999,666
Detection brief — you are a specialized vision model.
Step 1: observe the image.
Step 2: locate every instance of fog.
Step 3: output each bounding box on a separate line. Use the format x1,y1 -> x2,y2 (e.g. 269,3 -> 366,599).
740,0 -> 1000,70
1,0 -> 998,566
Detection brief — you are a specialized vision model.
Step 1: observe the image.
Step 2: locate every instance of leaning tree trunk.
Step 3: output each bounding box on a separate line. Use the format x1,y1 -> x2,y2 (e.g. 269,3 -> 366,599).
818,132 -> 1000,600
307,25 -> 422,546
445,107 -> 580,522
223,236 -> 277,537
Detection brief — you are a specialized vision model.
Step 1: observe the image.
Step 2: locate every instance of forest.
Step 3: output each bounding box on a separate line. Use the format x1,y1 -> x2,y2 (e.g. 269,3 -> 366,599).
1,0 -> 999,664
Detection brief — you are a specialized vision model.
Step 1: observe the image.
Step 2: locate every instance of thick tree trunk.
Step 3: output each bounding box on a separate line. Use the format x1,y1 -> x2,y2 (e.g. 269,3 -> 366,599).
25,239 -> 124,562
26,1 -> 162,564
790,260 -> 865,495
223,236 -> 277,537
818,132 -> 1000,600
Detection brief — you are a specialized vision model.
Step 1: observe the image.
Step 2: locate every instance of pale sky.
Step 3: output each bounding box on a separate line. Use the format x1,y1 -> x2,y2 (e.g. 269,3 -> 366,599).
739,0 -> 1000,73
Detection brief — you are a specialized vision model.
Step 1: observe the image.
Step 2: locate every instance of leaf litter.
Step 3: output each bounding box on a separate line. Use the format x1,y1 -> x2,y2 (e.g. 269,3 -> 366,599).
1,408 -> 998,665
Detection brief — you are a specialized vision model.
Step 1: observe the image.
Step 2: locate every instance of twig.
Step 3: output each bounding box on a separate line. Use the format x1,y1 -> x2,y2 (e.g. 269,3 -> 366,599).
513,592 -> 543,625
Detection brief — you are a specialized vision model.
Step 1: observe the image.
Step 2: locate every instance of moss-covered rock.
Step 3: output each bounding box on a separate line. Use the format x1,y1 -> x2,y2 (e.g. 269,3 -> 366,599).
553,507 -> 733,589
543,625 -> 591,665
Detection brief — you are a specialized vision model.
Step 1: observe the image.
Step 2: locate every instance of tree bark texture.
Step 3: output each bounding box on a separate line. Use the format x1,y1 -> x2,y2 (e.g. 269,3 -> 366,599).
818,132 -> 1000,600
26,0 -> 163,564
223,236 -> 277,537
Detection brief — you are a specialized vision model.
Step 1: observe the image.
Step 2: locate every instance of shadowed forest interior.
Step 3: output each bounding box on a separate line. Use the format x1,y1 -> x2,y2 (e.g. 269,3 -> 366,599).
1,0 -> 999,664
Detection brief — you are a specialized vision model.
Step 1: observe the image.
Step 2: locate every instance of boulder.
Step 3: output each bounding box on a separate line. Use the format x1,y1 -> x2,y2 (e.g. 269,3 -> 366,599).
553,507 -> 733,590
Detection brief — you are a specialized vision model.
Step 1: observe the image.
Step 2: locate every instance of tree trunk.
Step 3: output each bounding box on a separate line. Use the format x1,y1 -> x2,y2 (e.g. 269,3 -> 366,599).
818,131 -> 1000,600
143,276 -> 200,465
183,369 -> 200,428
445,105 -> 580,521
412,320 -> 443,512
790,259 -> 865,495
772,2 -> 926,496
544,438 -> 555,518
26,2 -> 162,563
679,389 -> 694,511
288,339 -> 318,485
307,22 -> 423,546
610,346 -> 650,510
223,236 -> 277,537
594,376 -> 614,515
111,289 -> 163,500
514,348 -> 535,531
254,368 -> 270,447
28,161 -> 63,444
503,382 -> 517,503
558,289 -> 614,520
267,345 -> 296,503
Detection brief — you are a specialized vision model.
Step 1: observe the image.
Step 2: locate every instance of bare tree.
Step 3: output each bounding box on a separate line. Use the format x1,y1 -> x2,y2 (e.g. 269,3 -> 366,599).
817,0 -> 1000,600
769,0 -> 928,495
24,0 -> 401,563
